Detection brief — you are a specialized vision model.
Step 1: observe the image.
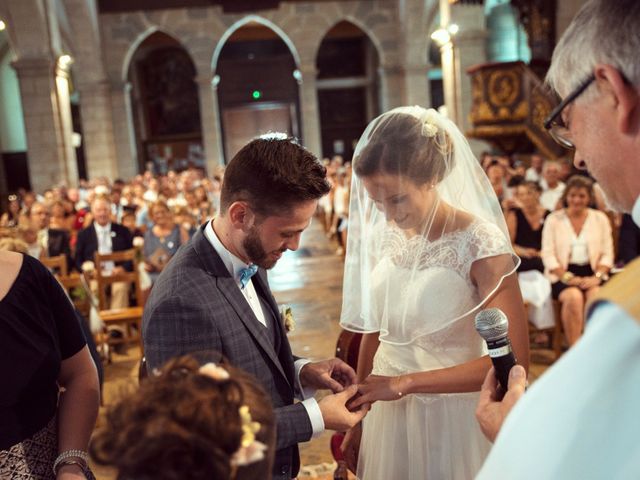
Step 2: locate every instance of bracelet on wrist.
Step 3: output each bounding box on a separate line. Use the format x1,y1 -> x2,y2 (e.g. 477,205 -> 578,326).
54,459 -> 86,475
53,450 -> 89,476
561,271 -> 574,284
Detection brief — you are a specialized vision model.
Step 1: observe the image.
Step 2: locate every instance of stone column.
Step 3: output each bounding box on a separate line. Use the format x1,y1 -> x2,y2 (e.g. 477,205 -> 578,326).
298,64 -> 322,158
379,64 -> 406,111
196,74 -> 225,172
454,28 -> 488,134
13,57 -> 77,192
438,1 -> 488,134
404,64 -> 431,108
109,81 -> 138,179
77,80 -> 120,180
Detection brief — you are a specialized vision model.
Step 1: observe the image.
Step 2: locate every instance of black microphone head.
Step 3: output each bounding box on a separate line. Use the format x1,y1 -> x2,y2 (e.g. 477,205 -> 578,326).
475,308 -> 509,342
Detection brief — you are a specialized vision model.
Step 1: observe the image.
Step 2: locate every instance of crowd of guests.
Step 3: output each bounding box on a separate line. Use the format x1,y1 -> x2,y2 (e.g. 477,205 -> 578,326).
479,151 -> 639,346
0,167 -> 224,296
318,156 -> 352,256
2,149 -> 638,357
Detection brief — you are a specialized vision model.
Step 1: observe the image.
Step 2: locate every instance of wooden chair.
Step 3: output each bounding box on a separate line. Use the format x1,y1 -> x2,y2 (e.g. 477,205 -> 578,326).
525,300 -> 564,361
94,249 -> 144,357
41,254 -> 68,277
57,272 -> 91,319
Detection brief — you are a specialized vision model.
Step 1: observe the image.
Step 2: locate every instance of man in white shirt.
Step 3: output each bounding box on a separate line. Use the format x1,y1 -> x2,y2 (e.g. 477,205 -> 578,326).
475,1 -> 640,478
539,160 -> 565,210
524,153 -> 544,183
75,196 -> 133,309
143,136 -> 367,480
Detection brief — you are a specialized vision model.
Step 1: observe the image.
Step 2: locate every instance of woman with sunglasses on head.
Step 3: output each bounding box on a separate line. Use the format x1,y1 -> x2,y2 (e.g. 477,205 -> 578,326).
1,194 -> 22,228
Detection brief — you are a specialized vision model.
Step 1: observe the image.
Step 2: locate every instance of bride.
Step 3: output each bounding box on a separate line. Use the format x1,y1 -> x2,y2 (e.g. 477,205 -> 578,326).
340,107 -> 529,479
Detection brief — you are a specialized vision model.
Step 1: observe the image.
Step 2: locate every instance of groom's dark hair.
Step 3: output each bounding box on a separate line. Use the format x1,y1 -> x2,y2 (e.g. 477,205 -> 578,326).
220,136 -> 331,217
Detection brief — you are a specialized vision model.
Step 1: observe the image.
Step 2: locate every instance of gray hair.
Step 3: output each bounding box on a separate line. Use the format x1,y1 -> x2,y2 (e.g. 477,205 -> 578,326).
546,0 -> 640,97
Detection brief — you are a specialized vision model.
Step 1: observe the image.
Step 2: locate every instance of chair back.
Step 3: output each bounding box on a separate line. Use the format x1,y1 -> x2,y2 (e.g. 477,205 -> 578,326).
57,273 -> 91,318
41,254 -> 68,277
94,249 -> 142,310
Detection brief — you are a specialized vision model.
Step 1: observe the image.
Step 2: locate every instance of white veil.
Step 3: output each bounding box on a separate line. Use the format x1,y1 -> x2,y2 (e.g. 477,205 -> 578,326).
339,106 -> 519,345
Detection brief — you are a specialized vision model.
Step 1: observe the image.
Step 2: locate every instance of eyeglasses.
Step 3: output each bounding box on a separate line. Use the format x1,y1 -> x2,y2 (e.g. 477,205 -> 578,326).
543,74 -> 595,149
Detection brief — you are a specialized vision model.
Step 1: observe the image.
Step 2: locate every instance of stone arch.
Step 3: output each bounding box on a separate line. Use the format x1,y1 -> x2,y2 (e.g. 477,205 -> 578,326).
211,15 -> 301,72
314,16 -> 384,68
121,25 -> 199,82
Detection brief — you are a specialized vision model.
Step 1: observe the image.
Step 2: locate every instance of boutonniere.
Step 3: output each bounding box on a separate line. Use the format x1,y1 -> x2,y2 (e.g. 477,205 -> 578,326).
280,304 -> 295,333
110,231 -> 116,238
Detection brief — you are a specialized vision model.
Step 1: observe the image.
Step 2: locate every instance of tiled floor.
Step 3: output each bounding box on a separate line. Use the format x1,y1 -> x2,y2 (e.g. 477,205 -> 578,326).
92,216 -> 554,479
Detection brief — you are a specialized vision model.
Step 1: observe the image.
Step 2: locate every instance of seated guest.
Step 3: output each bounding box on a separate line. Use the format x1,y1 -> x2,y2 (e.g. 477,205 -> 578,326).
0,194 -> 22,228
75,196 -> 133,309
143,201 -> 190,284
49,199 -> 72,231
542,175 -> 614,346
173,206 -> 198,238
486,159 -> 508,204
18,222 -> 47,260
539,160 -> 566,211
30,201 -> 73,270
524,153 -> 544,183
121,210 -> 144,238
0,249 -> 100,479
90,355 -> 275,480
506,181 -> 553,331
507,181 -> 550,273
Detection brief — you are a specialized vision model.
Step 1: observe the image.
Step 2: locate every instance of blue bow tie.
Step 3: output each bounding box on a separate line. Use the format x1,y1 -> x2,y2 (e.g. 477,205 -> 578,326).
238,264 -> 258,289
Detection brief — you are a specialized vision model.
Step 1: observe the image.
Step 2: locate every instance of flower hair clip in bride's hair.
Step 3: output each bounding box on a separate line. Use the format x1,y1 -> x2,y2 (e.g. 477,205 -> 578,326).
421,120 -> 439,138
197,363 -> 268,468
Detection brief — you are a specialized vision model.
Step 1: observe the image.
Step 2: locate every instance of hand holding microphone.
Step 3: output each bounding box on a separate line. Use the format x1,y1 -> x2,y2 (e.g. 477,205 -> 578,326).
474,308 -> 518,400
474,307 -> 527,442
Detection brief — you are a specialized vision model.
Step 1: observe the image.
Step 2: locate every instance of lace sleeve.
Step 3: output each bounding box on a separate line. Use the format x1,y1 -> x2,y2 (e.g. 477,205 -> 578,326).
468,221 -> 512,262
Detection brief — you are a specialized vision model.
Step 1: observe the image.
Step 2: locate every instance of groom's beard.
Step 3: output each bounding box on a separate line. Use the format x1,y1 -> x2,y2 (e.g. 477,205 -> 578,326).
243,226 -> 281,270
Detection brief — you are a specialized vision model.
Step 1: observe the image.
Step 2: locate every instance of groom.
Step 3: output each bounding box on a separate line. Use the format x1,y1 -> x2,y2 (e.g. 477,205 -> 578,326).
143,135 -> 367,480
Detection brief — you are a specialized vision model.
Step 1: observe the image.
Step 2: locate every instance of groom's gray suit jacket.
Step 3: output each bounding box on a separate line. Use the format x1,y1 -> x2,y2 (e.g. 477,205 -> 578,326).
142,224 -> 313,480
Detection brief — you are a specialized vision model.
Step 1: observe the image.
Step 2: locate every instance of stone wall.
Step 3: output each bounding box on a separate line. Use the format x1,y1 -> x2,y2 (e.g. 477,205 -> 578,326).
98,0 -> 439,174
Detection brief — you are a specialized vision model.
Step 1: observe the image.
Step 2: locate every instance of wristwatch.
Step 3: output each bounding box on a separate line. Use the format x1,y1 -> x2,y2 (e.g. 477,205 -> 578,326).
595,271 -> 610,282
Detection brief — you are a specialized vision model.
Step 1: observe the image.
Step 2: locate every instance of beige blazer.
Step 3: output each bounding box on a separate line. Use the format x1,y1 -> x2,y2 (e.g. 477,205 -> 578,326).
541,208 -> 614,282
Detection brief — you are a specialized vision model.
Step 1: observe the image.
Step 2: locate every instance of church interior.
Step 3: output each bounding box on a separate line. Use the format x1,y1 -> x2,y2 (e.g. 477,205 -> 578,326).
2,0 -> 636,479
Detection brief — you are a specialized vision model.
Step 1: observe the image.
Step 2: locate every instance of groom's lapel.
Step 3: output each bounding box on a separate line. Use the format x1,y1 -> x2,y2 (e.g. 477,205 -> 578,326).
253,269 -> 296,386
216,276 -> 291,389
192,225 -> 291,388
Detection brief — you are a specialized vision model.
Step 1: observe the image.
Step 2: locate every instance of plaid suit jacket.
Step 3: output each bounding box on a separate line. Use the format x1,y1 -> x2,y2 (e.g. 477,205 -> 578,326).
142,224 -> 312,479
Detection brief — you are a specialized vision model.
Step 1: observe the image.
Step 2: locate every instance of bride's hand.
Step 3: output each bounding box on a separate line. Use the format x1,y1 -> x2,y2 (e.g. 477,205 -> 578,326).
350,375 -> 410,408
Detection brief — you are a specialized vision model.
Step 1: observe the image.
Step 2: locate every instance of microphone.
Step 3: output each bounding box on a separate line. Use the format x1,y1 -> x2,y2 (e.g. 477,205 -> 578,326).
475,308 -> 518,399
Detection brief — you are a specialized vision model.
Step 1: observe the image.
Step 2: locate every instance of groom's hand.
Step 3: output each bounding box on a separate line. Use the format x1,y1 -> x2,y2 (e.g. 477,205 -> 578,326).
319,385 -> 369,431
300,358 -> 357,393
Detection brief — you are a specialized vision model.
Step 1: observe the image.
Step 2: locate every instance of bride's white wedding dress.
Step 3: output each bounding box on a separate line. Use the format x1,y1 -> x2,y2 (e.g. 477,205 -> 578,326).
357,219 -> 510,480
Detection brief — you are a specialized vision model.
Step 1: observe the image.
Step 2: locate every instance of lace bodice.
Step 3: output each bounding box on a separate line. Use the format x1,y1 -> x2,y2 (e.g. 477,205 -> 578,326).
369,219 -> 511,351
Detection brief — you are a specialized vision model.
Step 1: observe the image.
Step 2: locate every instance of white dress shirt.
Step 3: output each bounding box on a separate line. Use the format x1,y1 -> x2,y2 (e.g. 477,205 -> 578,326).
204,221 -> 325,436
94,222 -> 115,272
567,214 -> 591,265
540,182 -> 566,211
